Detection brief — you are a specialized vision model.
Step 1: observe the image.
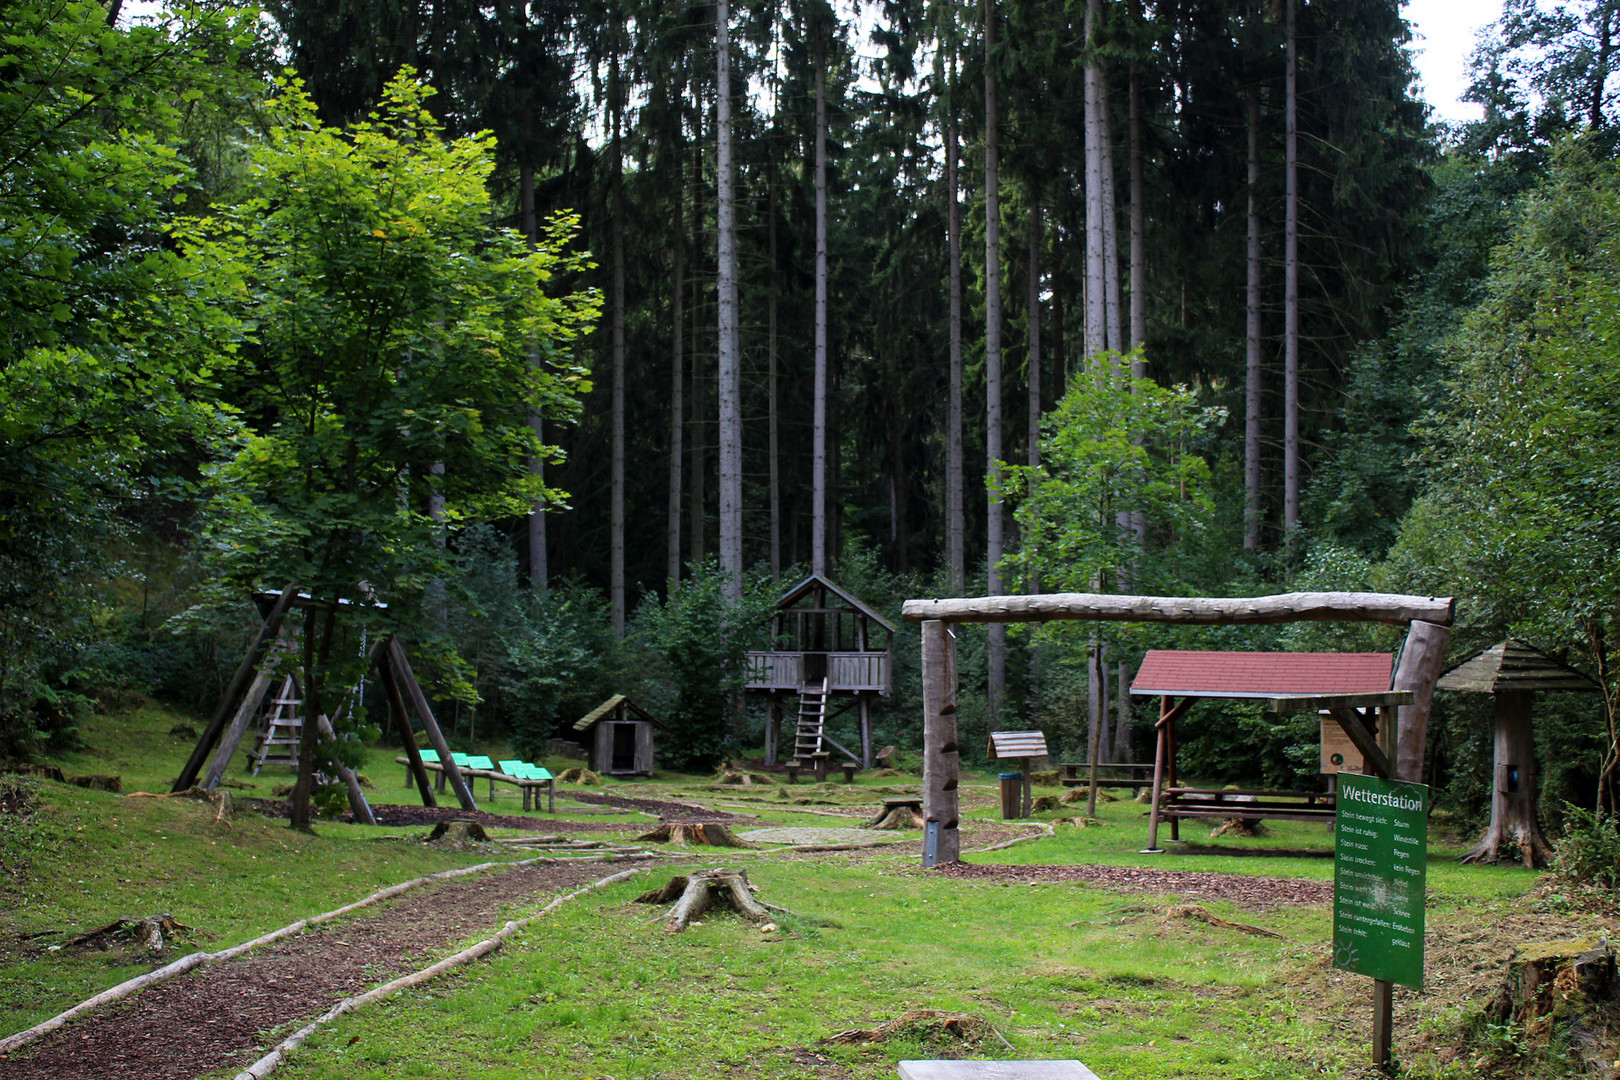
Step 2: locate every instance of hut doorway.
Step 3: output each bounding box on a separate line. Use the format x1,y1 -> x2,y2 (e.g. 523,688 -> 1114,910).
611,723 -> 638,773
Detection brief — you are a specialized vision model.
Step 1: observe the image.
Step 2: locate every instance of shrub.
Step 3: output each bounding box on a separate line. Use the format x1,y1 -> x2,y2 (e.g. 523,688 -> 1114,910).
1550,805 -> 1620,890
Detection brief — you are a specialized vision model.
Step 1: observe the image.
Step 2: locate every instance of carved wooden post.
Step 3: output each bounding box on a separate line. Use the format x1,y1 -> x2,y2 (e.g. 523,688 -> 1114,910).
921,620 -> 960,866
1394,619 -> 1451,783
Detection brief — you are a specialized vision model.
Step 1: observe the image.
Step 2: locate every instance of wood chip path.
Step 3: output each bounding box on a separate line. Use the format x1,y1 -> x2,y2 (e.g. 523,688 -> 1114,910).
0,859 -> 645,1080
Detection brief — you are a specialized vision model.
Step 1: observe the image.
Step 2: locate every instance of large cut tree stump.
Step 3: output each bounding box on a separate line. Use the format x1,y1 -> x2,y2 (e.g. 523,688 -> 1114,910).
636,822 -> 755,847
1488,938 -> 1617,1030
635,868 -> 777,933
865,798 -> 924,830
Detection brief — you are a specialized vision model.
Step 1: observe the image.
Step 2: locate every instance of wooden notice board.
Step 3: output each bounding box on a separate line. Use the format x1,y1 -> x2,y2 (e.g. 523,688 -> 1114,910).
1320,712 -> 1361,774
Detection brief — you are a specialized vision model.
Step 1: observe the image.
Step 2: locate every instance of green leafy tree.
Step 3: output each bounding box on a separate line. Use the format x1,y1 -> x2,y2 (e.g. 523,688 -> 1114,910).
0,1 -> 256,758
178,71 -> 598,828
1405,138 -> 1620,814
1004,362 -> 1220,597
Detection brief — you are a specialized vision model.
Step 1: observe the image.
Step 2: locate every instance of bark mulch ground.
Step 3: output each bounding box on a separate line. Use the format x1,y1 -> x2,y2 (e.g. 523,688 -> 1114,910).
0,858 -> 651,1080
248,792 -> 756,831
934,860 -> 1334,910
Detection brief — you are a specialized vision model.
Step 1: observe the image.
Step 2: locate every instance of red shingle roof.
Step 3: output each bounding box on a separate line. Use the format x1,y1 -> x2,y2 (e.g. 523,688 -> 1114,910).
1130,650 -> 1392,698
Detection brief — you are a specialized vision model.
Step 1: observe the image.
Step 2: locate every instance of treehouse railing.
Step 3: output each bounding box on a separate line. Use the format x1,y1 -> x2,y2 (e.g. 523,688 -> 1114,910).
744,650 -> 890,694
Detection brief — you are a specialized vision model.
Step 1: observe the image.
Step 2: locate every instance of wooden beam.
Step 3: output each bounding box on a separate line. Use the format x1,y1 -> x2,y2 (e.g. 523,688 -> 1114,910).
174,585 -> 299,792
314,711 -> 378,826
378,650 -> 436,808
1265,691 -> 1413,713
387,638 -> 478,812
1394,619 -> 1452,783
201,668 -> 276,790
1328,705 -> 1390,779
901,591 -> 1454,627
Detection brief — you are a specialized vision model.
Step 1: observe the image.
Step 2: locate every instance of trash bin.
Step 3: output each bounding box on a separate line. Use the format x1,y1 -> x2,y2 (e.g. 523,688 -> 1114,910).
999,772 -> 1023,819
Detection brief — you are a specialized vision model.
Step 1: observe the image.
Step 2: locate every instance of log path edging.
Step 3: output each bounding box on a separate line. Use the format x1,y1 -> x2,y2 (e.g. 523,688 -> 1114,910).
232,866 -> 643,1079
0,853 -> 633,1058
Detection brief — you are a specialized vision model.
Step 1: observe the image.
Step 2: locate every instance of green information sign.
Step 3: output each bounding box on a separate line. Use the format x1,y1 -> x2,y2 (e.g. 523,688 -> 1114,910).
1333,773 -> 1428,989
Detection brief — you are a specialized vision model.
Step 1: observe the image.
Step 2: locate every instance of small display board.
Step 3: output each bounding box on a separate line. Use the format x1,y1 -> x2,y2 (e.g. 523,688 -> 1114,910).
1333,773 -> 1428,989
1320,713 -> 1361,774
987,731 -> 1048,759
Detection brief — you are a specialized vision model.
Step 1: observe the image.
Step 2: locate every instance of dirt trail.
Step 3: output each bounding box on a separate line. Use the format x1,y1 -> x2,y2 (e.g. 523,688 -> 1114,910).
0,859 -> 646,1080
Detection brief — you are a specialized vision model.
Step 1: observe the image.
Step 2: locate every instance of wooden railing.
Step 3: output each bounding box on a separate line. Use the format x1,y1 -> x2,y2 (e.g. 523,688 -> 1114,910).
744,651 -> 890,693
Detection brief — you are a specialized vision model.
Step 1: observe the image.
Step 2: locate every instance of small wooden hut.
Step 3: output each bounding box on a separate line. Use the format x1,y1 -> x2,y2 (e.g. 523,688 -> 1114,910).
744,573 -> 896,768
573,695 -> 661,777
1437,639 -> 1599,868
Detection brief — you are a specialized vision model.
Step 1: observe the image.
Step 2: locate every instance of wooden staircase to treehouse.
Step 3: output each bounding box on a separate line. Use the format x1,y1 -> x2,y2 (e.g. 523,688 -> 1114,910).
793,677 -> 831,764
248,675 -> 303,774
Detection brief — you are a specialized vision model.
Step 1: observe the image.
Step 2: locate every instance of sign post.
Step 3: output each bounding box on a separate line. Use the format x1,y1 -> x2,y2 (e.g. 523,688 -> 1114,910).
1333,772 -> 1428,1070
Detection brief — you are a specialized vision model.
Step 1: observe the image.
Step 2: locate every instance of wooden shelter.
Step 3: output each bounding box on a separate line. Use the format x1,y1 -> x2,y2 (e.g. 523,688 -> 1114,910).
902,590 -> 1454,1075
1437,639 -> 1600,868
573,695 -> 661,777
1128,650 -> 1410,850
173,588 -> 480,817
744,573 -> 896,768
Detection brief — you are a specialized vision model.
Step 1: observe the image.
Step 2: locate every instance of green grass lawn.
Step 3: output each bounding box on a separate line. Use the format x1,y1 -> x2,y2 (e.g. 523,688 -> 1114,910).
4,704 -> 1605,1080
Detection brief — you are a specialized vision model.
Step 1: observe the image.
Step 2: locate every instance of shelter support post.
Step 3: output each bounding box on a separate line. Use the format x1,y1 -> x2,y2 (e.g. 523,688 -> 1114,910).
1393,619 -> 1451,783
860,696 -> 872,768
1144,695 -> 1193,852
920,620 -> 960,866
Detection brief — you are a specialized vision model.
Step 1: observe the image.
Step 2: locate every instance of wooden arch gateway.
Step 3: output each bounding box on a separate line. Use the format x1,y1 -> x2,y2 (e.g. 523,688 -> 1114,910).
900,591 -> 1455,867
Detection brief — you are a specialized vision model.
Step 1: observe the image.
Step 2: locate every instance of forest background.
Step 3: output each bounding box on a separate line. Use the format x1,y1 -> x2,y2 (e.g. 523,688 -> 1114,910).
3,0 -> 1619,840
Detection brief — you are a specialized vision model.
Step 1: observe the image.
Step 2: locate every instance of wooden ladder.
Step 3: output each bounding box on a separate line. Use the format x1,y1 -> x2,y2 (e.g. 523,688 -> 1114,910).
248,675 -> 303,775
793,677 -> 831,765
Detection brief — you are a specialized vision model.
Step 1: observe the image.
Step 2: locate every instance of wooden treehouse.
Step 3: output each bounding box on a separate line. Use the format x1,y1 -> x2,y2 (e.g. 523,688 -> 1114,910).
746,573 -> 895,769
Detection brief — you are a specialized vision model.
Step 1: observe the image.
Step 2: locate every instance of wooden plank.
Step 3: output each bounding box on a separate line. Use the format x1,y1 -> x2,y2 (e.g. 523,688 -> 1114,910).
1265,691 -> 1412,713
898,1061 -> 1101,1080
901,591 -> 1455,627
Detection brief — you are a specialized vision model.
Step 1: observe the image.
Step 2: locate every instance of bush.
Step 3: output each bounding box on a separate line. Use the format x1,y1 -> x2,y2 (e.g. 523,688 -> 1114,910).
1550,805 -> 1620,890
627,561 -> 773,772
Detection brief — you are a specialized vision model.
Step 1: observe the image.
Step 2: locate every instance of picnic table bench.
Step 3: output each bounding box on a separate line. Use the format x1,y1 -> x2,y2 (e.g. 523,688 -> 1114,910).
398,752 -> 556,813
1057,762 -> 1153,789
1157,785 -> 1334,823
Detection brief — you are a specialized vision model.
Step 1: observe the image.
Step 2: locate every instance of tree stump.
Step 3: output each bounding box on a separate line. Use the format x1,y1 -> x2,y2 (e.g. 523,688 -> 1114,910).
636,822 -> 755,847
64,914 -> 191,953
875,745 -> 898,770
425,820 -> 492,848
823,1009 -> 996,1049
556,767 -> 600,785
865,798 -> 924,830
1488,939 -> 1616,1029
634,868 -> 777,932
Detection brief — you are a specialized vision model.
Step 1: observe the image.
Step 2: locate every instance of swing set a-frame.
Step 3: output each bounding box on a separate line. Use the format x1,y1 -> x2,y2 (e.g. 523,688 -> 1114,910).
172,587 -> 481,817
